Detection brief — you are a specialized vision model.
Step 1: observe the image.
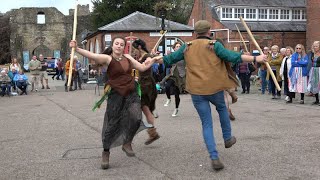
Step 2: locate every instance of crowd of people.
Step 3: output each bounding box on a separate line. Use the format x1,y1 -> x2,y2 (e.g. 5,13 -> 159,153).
0,54 -> 85,96
253,42 -> 320,105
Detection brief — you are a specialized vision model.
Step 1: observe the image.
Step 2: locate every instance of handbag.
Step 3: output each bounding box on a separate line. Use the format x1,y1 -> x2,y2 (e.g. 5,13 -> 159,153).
248,63 -> 256,73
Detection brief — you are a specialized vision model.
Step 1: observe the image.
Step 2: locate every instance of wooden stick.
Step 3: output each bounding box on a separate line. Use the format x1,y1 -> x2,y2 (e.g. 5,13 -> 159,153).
67,0 -> 78,87
235,24 -> 255,66
239,17 -> 281,91
152,30 -> 167,53
235,24 -> 249,53
129,32 -> 133,56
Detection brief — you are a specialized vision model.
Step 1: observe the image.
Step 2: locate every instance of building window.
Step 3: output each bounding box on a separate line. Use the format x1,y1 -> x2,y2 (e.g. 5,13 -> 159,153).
259,9 -> 268,20
37,12 -> 45,24
246,8 -> 256,19
222,7 -> 233,19
104,34 -> 112,48
234,8 -> 244,18
269,9 -> 279,19
301,10 -> 306,20
280,9 -> 290,20
292,9 -> 301,20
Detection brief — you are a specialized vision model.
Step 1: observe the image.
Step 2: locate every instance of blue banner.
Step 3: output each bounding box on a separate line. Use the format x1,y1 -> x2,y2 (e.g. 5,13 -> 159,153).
54,50 -> 60,58
23,51 -> 30,70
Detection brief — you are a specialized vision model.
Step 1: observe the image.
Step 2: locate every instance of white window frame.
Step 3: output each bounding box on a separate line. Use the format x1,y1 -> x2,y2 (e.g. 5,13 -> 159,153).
221,7 -> 233,19
234,8 -> 244,19
280,9 -> 291,20
219,6 -> 306,22
245,8 -> 257,20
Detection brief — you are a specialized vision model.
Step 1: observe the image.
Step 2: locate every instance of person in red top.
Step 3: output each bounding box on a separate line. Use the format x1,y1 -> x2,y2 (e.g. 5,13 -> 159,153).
69,37 -> 158,170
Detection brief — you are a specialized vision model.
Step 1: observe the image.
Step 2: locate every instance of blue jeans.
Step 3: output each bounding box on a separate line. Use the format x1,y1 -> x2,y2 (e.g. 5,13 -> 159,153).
260,70 -> 267,94
191,91 -> 232,160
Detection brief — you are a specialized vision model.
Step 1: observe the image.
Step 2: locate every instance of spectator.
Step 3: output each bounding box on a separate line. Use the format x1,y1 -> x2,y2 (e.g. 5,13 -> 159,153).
13,69 -> 28,95
0,70 -> 11,96
28,55 -> 41,92
39,54 -> 50,89
73,57 -> 82,90
10,58 -> 21,72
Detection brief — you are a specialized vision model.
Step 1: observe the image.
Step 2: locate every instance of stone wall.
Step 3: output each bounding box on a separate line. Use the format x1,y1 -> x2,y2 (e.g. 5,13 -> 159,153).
8,6 -> 93,66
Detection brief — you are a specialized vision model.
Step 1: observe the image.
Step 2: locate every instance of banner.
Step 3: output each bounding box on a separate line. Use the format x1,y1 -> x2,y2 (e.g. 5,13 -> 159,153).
23,51 -> 30,70
54,50 -> 60,58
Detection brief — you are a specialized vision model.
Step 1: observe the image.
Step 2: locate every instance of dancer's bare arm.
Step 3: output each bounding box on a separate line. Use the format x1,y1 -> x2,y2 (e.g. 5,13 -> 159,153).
124,54 -> 156,72
69,40 -> 112,65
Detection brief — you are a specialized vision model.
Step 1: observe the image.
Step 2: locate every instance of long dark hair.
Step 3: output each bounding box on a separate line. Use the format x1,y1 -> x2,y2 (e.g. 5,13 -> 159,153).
132,39 -> 149,53
102,36 -> 126,55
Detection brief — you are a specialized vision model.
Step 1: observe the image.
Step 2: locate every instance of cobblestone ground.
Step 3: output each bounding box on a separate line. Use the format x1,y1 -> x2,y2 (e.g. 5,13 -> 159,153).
0,77 -> 319,179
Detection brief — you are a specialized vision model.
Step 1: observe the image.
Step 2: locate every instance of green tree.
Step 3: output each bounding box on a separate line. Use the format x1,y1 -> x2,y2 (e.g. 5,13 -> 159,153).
91,0 -> 194,29
0,14 -> 11,64
91,0 -> 156,29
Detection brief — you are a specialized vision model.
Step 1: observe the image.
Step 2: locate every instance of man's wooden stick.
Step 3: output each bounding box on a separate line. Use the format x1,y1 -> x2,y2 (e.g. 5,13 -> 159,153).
235,24 -> 249,53
239,17 -> 281,91
67,0 -> 78,87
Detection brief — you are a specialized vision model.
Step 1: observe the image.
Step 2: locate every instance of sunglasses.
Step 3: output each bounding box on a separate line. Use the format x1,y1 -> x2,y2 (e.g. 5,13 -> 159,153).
296,48 -> 301,49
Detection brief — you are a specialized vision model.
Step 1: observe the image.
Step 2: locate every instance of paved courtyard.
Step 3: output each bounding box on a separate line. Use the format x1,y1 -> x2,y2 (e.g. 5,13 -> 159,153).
0,78 -> 319,179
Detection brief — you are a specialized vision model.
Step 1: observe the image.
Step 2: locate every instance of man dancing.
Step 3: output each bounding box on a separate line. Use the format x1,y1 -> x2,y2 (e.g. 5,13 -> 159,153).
152,20 -> 267,170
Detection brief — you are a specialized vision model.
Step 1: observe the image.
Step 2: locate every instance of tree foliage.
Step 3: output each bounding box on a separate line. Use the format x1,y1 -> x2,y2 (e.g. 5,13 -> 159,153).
91,0 -> 193,29
0,14 -> 11,64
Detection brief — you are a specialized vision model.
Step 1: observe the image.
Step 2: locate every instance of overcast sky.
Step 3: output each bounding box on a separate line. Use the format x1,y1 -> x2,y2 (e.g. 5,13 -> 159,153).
0,0 -> 94,15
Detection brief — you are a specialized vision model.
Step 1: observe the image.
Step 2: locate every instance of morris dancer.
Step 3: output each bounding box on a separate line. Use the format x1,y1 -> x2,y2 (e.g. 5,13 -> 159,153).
130,39 -> 160,145
161,41 -> 186,117
69,37 -> 157,170
150,20 -> 267,170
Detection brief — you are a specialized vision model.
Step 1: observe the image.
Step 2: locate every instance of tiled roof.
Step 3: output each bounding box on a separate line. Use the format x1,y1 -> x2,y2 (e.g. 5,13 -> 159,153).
222,21 -> 306,32
98,11 -> 194,32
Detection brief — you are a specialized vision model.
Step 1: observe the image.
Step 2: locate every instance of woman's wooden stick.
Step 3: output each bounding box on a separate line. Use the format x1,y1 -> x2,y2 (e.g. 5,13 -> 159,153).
67,0 -> 78,87
239,17 -> 281,91
152,30 -> 167,53
129,32 -> 133,56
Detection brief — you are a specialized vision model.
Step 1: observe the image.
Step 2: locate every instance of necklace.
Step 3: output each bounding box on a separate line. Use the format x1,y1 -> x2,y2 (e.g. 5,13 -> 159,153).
113,56 -> 123,61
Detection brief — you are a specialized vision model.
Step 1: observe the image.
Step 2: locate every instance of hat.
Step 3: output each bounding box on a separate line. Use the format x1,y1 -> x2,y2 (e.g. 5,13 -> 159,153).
194,20 -> 211,34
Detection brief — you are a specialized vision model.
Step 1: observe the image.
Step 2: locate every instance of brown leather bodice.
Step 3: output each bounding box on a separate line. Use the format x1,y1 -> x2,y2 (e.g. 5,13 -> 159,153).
106,56 -> 135,96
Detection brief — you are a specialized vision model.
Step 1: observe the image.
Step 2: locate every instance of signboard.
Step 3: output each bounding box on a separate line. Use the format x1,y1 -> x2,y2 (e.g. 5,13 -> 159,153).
23,51 -> 30,70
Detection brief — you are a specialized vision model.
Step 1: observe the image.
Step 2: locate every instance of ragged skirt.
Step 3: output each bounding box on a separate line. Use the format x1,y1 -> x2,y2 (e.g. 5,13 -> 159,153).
101,88 -> 144,150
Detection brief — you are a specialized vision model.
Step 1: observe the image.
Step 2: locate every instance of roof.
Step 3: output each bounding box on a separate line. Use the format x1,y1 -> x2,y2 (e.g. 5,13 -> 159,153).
208,0 -> 306,8
222,21 -> 306,32
98,11 -> 194,32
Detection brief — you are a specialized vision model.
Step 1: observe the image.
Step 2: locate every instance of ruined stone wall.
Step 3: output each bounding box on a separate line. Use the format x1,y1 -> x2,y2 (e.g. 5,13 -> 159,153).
8,6 -> 93,66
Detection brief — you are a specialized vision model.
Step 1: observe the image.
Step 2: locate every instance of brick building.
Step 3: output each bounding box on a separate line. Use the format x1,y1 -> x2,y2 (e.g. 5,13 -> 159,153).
188,0 -> 309,52
83,11 -> 194,65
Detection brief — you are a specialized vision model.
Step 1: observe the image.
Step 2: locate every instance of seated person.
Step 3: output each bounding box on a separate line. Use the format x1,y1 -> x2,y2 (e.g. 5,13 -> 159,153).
13,70 -> 28,95
0,70 -> 12,96
10,67 -> 18,91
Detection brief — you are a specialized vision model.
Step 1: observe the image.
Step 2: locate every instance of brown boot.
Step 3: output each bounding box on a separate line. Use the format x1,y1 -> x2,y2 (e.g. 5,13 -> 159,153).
122,143 -> 135,157
228,109 -> 235,121
101,151 -> 110,169
229,91 -> 238,104
145,128 -> 160,145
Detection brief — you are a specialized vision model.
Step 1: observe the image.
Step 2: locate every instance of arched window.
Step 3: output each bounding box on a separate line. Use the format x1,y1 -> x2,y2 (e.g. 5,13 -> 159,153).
37,12 -> 45,24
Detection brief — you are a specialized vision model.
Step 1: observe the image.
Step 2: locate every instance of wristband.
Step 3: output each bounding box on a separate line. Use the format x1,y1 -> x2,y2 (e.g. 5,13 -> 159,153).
253,56 -> 256,63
